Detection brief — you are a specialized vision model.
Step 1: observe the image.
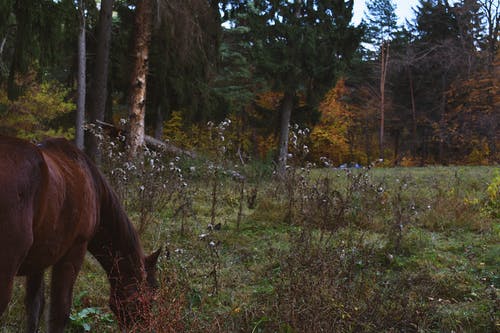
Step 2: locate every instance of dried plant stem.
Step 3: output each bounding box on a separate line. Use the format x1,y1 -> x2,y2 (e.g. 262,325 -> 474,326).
210,170 -> 218,226
236,179 -> 245,231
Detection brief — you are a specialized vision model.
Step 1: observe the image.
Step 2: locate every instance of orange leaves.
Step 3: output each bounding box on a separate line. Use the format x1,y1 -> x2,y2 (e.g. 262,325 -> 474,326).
310,78 -> 354,164
255,91 -> 307,112
444,50 -> 500,162
255,91 -> 284,111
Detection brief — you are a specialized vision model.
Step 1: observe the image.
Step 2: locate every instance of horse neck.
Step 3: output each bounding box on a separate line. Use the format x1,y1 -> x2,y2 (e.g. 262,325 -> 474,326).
88,174 -> 146,289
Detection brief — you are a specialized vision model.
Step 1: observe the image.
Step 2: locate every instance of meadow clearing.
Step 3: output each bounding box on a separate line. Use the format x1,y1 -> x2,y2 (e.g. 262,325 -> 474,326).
1,151 -> 498,332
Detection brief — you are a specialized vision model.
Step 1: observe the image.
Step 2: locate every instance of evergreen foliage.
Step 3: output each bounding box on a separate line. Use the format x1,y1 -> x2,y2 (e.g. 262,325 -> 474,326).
0,0 -> 497,164
226,0 -> 362,101
365,0 -> 399,45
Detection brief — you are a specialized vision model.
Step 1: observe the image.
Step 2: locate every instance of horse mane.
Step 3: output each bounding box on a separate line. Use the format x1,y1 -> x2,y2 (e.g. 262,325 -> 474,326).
39,138 -> 144,272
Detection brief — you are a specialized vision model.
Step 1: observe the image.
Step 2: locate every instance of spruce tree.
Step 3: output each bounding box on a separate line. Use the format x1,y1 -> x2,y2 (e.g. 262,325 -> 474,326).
227,0 -> 362,174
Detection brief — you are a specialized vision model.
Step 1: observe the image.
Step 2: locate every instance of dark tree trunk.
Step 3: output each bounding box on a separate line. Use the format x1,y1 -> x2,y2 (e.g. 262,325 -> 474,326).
348,129 -> 355,162
128,0 -> 152,158
277,90 -> 295,177
408,66 -> 417,158
393,129 -> 400,165
154,105 -> 163,140
486,65 -> 499,161
87,0 -> 114,161
379,42 -> 390,160
75,0 -> 86,150
438,75 -> 447,164
7,0 -> 31,100
363,115 -> 371,163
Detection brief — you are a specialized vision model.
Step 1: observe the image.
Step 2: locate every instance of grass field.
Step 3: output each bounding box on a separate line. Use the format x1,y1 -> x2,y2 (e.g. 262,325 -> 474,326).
1,160 -> 499,332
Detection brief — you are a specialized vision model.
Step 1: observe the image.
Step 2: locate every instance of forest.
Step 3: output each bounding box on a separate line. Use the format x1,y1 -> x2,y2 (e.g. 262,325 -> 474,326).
0,0 -> 498,167
0,0 -> 499,332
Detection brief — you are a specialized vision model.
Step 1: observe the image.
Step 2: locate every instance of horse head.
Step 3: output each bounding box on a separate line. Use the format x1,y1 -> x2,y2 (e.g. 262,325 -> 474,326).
109,248 -> 161,330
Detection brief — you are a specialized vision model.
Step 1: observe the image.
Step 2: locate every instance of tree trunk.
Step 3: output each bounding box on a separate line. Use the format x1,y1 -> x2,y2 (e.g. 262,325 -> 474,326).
393,129 -> 400,165
154,105 -> 163,140
87,0 -> 114,161
487,56 -> 499,161
75,0 -> 86,150
7,0 -> 31,100
408,66 -> 417,158
481,0 -> 500,67
379,41 -> 390,160
364,116 -> 371,163
438,75 -> 447,164
128,0 -> 152,158
348,129 -> 355,162
0,35 -> 6,58
277,90 -> 294,177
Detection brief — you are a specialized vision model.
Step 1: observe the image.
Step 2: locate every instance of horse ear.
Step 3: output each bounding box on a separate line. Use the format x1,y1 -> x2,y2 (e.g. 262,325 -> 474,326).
145,248 -> 161,271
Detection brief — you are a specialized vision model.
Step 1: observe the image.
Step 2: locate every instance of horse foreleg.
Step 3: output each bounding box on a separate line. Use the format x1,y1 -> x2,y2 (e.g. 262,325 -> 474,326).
25,271 -> 45,333
47,243 -> 87,333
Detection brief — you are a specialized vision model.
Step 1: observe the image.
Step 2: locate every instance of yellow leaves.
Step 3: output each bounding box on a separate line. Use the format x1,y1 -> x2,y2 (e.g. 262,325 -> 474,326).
310,78 -> 353,164
0,80 -> 75,140
163,111 -> 189,146
486,172 -> 500,202
484,171 -> 500,218
463,197 -> 480,206
466,140 -> 490,165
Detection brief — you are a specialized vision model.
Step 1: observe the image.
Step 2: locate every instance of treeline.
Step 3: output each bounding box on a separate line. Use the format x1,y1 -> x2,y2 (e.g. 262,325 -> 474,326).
0,0 -> 498,167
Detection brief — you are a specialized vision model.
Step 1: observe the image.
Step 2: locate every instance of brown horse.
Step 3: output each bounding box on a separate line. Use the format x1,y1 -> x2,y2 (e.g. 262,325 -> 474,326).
0,135 -> 160,332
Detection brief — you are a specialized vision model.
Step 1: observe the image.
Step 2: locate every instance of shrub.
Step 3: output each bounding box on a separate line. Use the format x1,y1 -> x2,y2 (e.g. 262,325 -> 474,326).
484,172 -> 500,218
0,79 -> 74,140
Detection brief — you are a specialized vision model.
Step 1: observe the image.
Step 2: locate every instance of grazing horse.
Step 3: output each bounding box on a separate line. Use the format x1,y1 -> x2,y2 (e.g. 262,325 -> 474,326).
0,136 -> 160,332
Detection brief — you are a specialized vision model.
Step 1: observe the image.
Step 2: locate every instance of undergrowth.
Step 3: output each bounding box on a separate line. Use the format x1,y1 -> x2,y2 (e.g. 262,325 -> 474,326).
1,124 -> 498,332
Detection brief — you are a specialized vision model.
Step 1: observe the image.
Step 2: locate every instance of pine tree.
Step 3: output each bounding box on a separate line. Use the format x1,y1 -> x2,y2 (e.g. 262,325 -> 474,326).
365,0 -> 399,46
227,0 -> 363,175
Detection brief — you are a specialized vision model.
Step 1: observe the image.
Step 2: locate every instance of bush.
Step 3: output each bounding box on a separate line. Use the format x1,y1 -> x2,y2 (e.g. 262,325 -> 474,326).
0,79 -> 74,140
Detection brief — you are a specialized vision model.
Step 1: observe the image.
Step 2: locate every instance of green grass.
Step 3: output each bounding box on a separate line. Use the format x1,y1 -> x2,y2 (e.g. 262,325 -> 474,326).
1,165 -> 499,332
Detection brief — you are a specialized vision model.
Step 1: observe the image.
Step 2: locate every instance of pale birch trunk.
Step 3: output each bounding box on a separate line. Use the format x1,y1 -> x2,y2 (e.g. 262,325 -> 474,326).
128,0 -> 152,158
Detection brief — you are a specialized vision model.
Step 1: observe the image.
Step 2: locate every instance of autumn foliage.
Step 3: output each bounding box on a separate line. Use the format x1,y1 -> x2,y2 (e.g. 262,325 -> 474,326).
445,51 -> 500,164
310,79 -> 353,164
0,76 -> 75,140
